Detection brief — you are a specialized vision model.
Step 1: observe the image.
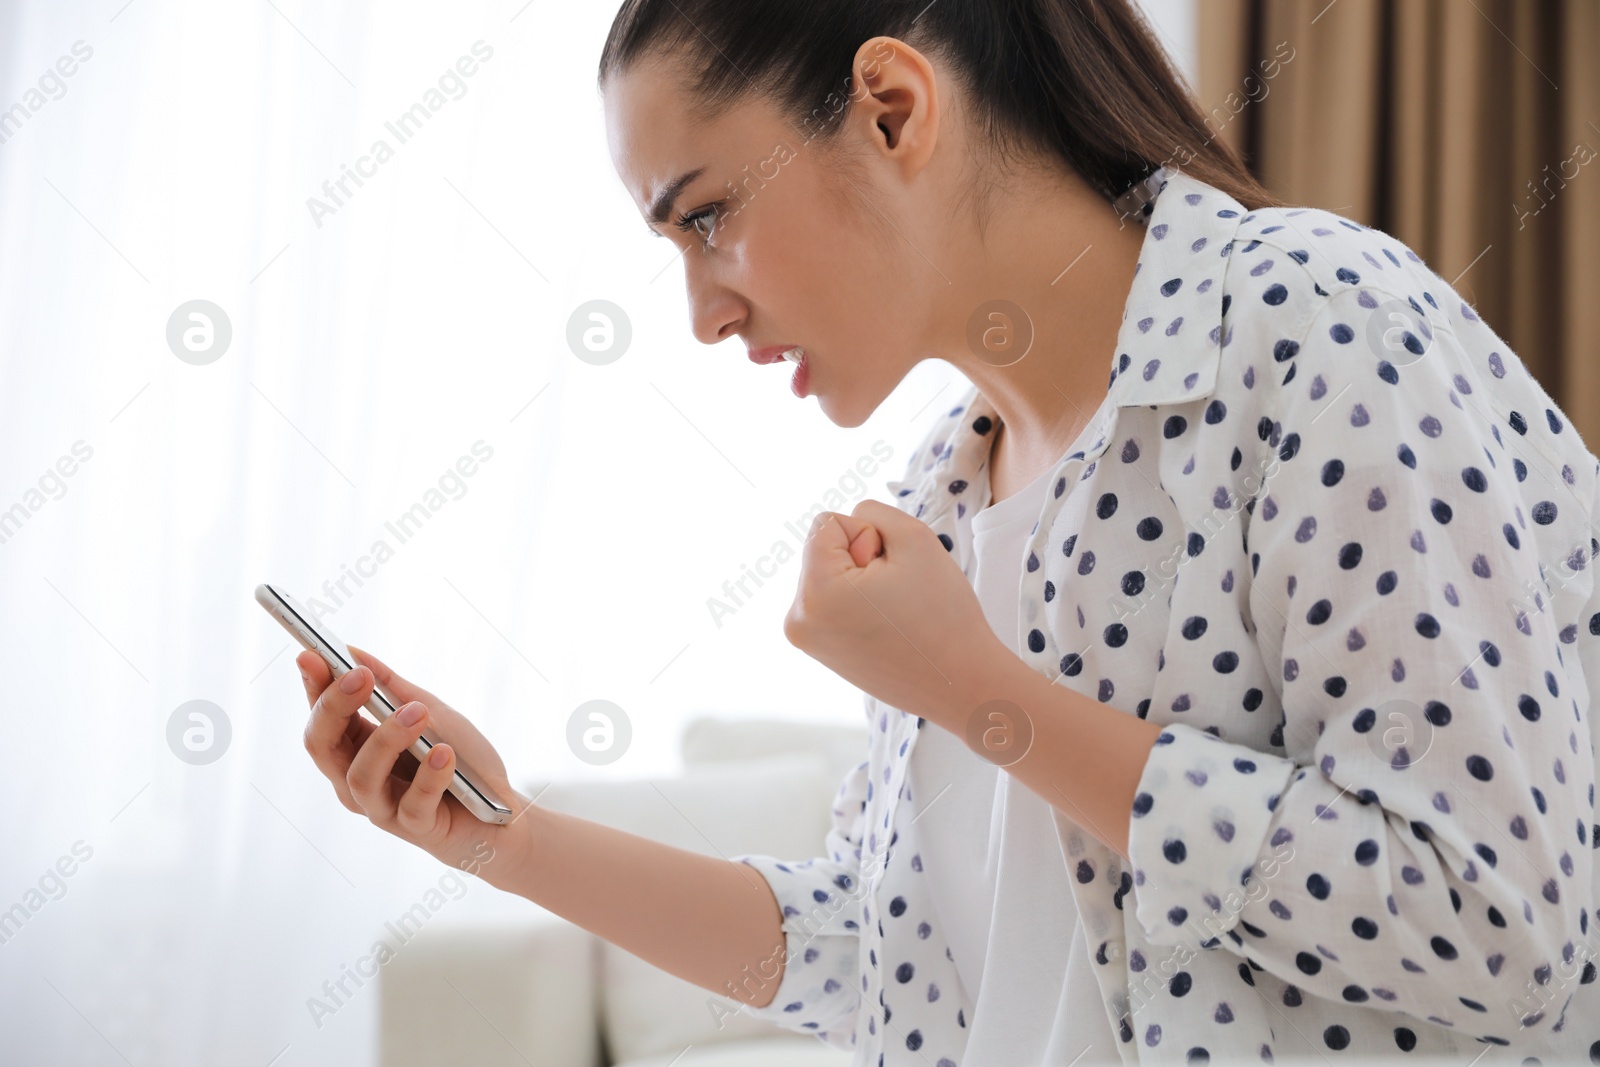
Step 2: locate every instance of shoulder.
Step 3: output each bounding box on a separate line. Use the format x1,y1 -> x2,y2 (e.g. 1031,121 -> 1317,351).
1218,200 -> 1504,369
1214,203 -> 1449,349
1213,205 -> 1477,424
1217,203 -> 1600,504
1230,203 -> 1432,299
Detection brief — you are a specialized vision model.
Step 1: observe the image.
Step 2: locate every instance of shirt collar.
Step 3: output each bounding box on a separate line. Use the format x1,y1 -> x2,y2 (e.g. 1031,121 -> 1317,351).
1102,165 -> 1249,409
890,166 -> 1250,531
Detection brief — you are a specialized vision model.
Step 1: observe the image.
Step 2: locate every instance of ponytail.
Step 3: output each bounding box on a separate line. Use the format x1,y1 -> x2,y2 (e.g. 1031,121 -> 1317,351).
598,0 -> 1282,210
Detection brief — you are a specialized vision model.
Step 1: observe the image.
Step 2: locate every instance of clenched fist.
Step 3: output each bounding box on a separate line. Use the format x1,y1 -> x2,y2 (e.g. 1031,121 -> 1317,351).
783,499 -> 1010,727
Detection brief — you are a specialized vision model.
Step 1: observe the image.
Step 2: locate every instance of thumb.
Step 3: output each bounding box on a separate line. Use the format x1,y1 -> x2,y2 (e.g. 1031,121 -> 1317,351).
851,498 -> 928,556
804,510 -> 884,570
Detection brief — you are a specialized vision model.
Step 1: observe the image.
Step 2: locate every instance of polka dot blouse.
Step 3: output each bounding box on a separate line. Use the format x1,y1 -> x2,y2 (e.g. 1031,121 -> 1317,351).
732,165 -> 1600,1063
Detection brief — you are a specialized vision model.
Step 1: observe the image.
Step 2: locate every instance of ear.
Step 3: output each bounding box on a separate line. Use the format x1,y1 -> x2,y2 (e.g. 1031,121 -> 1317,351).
849,36 -> 940,178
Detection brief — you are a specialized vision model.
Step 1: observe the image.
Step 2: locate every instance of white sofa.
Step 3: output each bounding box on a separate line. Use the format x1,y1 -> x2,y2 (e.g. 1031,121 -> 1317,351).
378,717 -> 867,1067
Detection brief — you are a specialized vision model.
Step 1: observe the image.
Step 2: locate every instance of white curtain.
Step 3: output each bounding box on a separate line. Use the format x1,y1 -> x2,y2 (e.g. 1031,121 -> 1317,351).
0,0 -> 1188,1062
0,1 -> 966,1061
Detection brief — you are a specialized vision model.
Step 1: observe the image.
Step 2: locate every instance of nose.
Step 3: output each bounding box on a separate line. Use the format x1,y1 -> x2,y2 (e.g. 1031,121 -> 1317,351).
684,258 -> 745,347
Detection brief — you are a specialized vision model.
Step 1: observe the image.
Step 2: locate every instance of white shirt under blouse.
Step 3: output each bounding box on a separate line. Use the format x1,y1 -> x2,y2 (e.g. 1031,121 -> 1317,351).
905,438 -> 1121,1065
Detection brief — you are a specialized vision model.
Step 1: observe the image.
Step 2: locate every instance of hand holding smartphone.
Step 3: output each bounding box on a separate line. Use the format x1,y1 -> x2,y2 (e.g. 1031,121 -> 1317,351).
256,583 -> 515,824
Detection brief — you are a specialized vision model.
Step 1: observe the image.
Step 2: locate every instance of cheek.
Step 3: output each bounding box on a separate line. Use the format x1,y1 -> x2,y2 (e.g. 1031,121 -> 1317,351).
741,197 -> 899,342
733,171 -> 919,397
737,192 -> 844,300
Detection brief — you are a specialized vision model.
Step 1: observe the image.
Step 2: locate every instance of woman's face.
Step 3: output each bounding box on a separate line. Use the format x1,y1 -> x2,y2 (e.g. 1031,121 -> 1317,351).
603,49 -> 953,428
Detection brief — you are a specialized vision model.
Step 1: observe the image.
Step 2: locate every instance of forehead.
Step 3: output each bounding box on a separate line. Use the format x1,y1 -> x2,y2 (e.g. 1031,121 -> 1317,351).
604,59 -> 778,217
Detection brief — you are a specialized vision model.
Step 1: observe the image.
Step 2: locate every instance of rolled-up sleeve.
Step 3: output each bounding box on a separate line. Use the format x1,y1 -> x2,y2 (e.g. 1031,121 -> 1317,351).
1126,285 -> 1595,1044
729,753 -> 870,1047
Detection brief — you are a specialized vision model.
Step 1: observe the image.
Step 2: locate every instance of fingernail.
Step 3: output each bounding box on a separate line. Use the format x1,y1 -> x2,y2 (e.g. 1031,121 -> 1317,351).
397,702 -> 425,727
338,669 -> 365,694
428,745 -> 449,769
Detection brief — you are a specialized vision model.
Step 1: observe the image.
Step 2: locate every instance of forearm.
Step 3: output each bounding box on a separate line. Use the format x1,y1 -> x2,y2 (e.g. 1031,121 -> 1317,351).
493,804 -> 789,1008
926,643 -> 1163,857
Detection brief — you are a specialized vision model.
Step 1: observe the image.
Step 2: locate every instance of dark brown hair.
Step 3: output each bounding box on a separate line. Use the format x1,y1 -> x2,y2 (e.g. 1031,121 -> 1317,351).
597,0 -> 1282,213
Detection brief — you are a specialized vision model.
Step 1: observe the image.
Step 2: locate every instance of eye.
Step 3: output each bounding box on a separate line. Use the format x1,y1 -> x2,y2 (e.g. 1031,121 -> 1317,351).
674,203 -> 723,247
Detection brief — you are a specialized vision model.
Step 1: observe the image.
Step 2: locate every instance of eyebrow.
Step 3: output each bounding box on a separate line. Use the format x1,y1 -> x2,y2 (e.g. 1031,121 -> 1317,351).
646,166 -> 707,233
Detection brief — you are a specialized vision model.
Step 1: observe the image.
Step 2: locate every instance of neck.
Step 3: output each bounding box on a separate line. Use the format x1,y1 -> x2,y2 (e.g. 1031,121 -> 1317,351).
939,166 -> 1147,486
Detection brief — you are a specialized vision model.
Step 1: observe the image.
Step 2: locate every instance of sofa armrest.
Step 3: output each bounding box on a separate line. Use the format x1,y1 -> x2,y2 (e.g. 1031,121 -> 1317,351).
379,918 -> 602,1067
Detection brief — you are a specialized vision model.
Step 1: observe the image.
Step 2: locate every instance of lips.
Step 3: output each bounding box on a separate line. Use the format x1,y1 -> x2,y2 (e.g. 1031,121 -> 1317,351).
747,345 -> 805,365
746,344 -> 809,398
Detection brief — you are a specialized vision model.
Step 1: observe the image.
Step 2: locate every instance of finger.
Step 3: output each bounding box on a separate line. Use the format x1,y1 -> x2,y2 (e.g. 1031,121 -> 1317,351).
846,524 -> 882,567
304,662 -> 374,758
296,650 -> 329,706
803,511 -> 883,572
806,509 -> 872,548
852,498 -> 932,554
303,663 -> 380,808
395,742 -> 455,836
347,645 -> 449,710
310,723 -> 376,816
346,700 -> 430,823
852,497 -> 908,527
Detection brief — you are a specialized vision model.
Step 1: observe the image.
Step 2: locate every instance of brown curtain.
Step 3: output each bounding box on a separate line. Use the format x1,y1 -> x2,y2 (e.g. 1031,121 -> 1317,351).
1196,0 -> 1600,445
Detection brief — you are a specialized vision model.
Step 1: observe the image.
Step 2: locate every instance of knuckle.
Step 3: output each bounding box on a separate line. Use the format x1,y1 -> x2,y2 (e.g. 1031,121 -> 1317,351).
314,693 -> 343,723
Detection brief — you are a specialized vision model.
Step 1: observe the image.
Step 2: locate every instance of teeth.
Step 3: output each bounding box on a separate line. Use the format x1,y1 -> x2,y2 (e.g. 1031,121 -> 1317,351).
782,346 -> 805,364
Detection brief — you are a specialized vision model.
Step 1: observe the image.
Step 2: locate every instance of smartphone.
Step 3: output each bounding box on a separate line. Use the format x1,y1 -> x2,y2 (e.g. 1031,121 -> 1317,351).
255,583 -> 514,824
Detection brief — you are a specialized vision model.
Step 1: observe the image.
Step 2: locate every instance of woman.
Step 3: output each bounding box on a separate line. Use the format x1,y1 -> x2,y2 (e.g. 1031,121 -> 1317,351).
297,0 -> 1600,1061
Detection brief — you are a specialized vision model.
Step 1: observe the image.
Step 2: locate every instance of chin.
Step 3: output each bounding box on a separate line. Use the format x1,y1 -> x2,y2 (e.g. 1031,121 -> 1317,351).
816,384 -> 881,429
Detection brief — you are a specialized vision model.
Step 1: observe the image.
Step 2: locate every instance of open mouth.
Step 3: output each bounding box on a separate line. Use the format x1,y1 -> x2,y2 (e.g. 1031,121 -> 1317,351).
788,348 -> 808,398
747,344 -> 810,397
